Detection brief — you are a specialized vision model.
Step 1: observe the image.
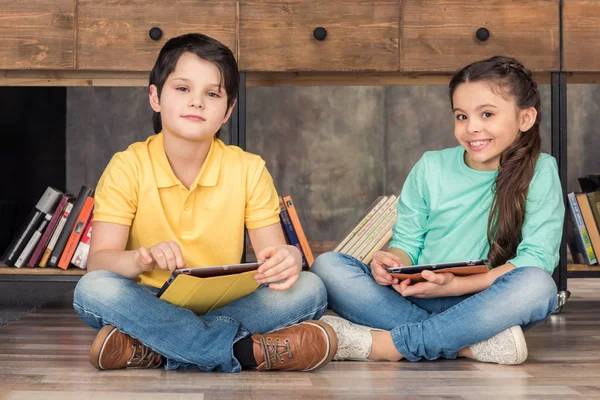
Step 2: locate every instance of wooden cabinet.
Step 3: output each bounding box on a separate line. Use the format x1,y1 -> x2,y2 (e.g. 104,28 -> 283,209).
564,0 -> 600,72
401,0 -> 560,72
0,0 -> 75,69
239,0 -> 400,72
76,0 -> 236,71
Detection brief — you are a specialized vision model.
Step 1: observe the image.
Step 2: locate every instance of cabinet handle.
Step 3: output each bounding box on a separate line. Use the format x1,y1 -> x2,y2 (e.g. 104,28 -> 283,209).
149,27 -> 163,41
476,27 -> 490,42
313,27 -> 327,41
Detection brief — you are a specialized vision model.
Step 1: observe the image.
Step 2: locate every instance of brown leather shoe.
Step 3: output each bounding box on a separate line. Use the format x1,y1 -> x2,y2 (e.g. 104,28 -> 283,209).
251,320 -> 338,371
89,325 -> 162,370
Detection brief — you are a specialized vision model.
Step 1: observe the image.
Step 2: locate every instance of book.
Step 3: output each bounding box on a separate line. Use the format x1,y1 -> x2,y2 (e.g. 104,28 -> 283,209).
39,202 -> 74,267
58,196 -> 94,270
279,197 -> 308,269
282,196 -> 314,267
334,195 -> 387,252
48,186 -> 93,267
576,193 -> 600,261
586,192 -> 600,231
350,197 -> 398,259
71,217 -> 93,269
343,195 -> 396,256
14,211 -> 53,268
568,192 -> 597,265
27,195 -> 70,268
1,186 -> 62,266
362,230 -> 393,265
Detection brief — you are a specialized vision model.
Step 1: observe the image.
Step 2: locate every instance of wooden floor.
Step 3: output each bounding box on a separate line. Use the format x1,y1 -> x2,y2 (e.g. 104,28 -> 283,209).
1,280 -> 599,400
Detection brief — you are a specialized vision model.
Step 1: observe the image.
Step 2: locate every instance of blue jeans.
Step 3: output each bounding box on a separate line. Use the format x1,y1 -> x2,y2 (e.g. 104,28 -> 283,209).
311,252 -> 557,362
73,270 -> 327,372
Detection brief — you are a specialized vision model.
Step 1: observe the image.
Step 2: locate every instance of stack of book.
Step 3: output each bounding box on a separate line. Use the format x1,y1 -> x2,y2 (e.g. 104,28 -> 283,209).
567,174 -> 600,265
278,195 -> 314,269
1,186 -> 94,270
334,195 -> 398,264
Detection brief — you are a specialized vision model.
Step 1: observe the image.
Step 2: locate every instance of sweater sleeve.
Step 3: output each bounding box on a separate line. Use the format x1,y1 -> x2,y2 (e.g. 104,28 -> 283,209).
507,156 -> 565,274
389,155 -> 429,264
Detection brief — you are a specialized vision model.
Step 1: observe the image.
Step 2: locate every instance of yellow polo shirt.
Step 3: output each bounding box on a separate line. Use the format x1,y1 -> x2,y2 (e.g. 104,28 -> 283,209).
93,133 -> 281,288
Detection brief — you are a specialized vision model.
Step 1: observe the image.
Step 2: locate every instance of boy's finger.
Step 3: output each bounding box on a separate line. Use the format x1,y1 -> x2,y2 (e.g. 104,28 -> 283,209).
167,241 -> 186,269
150,247 -> 169,270
138,247 -> 153,264
268,274 -> 299,291
256,246 -> 277,263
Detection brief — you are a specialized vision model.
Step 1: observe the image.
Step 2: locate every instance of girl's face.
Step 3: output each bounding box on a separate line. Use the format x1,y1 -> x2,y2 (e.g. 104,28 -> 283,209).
452,81 -> 536,171
149,52 -> 234,143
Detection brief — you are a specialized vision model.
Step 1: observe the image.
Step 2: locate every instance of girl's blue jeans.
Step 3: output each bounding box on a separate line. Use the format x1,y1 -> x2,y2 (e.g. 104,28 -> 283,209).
311,252 -> 557,361
73,270 -> 327,372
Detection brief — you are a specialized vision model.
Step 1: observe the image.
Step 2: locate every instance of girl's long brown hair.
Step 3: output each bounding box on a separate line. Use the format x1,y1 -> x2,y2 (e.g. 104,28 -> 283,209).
449,56 -> 541,268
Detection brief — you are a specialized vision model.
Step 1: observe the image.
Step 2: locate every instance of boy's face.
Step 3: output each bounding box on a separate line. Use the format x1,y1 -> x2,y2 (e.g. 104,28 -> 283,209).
452,81 -> 536,171
149,52 -> 234,142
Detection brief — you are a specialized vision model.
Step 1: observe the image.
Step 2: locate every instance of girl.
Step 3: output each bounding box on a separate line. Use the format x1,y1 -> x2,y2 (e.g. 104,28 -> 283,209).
311,56 -> 564,365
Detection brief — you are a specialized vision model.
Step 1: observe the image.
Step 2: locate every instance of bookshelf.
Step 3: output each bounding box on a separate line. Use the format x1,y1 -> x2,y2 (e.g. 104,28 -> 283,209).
0,262 -> 85,282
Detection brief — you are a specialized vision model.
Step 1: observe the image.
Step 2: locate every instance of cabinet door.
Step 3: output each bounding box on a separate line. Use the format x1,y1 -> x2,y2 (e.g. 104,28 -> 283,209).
77,0 -> 236,71
564,0 -> 600,72
402,0 -> 559,72
239,0 -> 399,72
0,1 -> 74,69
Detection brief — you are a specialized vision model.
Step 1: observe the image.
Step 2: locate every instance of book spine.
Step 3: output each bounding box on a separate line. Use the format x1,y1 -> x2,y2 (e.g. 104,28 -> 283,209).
58,196 -> 94,270
27,195 -> 70,267
361,229 -> 394,265
568,192 -> 597,264
48,186 -> 93,267
587,192 -> 600,232
345,196 -> 397,257
576,193 -> 600,259
71,217 -> 93,269
279,198 -> 308,269
14,213 -> 52,268
355,204 -> 398,262
282,196 -> 314,267
40,202 -> 73,267
334,196 -> 387,252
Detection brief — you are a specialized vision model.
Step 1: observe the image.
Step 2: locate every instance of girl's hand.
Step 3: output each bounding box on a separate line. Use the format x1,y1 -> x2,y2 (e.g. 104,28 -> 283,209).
255,245 -> 302,291
370,251 -> 403,286
393,270 -> 457,298
134,241 -> 186,272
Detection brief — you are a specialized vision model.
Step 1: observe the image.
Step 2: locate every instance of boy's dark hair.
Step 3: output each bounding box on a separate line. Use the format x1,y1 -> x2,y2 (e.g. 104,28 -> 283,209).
149,33 -> 239,138
449,56 -> 542,269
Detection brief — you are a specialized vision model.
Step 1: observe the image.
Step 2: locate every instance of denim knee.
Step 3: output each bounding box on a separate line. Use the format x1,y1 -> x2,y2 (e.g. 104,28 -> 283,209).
311,251 -> 370,285
496,266 -> 557,321
73,269 -> 128,308
294,271 -> 327,308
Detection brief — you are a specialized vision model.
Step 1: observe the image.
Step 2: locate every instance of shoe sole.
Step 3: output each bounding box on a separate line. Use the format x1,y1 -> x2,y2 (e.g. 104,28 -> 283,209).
301,320 -> 339,371
508,326 -> 528,365
89,325 -> 118,370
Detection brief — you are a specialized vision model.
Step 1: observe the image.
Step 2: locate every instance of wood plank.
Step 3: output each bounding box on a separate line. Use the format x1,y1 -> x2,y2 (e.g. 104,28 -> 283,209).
76,0 -> 237,71
402,0 -> 560,72
240,0 -> 400,72
0,0 -> 75,69
0,264 -> 85,276
564,1 -> 600,72
568,263 -> 600,272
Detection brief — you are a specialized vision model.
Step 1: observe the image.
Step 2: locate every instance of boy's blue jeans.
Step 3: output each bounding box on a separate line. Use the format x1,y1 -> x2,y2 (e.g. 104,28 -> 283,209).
73,270 -> 327,372
311,252 -> 557,362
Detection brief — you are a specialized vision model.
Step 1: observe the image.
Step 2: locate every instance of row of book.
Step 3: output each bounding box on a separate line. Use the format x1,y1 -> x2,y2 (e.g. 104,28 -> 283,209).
334,195 -> 398,264
567,174 -> 600,265
1,186 -> 94,270
278,195 -> 314,268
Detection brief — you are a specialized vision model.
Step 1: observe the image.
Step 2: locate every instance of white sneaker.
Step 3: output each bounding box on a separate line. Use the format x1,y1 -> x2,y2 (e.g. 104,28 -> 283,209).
320,315 -> 373,361
469,326 -> 528,365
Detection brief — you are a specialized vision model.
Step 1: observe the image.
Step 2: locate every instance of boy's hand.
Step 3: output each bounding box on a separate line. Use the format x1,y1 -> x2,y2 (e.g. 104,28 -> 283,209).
134,241 -> 186,272
393,270 -> 457,298
370,251 -> 403,286
254,245 -> 302,291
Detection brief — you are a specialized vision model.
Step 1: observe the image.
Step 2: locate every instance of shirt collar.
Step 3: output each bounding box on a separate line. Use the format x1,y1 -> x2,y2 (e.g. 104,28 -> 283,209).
150,133 -> 223,189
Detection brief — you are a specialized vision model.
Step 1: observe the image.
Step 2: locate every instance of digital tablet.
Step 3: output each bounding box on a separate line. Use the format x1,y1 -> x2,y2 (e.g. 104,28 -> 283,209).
386,259 -> 489,282
156,262 -> 264,298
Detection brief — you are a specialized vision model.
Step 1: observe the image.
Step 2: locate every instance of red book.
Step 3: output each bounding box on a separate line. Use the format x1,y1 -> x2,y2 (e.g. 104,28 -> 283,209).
71,217 -> 93,269
27,195 -> 70,267
58,196 -> 94,270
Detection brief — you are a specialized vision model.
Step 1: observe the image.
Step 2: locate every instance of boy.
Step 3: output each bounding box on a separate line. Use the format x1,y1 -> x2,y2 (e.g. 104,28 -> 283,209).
73,33 -> 337,373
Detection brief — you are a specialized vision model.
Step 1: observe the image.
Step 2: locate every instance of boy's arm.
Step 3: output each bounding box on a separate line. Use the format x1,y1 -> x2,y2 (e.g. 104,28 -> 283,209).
87,221 -> 145,279
248,222 -> 303,290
